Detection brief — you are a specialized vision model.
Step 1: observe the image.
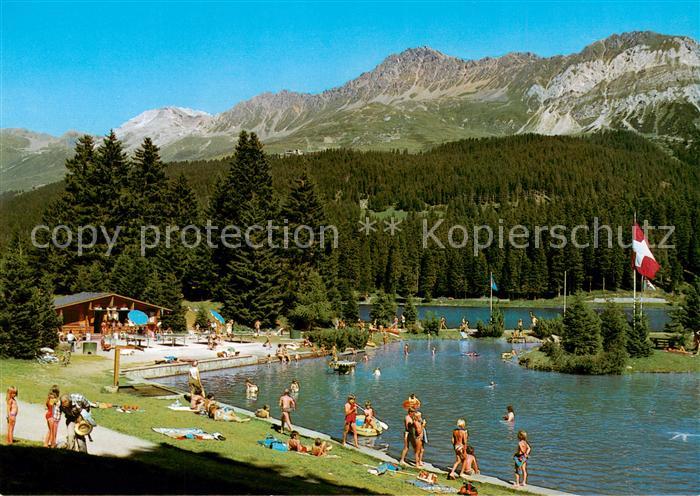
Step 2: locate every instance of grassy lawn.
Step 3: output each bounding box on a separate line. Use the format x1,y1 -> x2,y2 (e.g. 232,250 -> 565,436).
0,356 -> 526,495
627,350 -> 700,373
519,348 -> 700,374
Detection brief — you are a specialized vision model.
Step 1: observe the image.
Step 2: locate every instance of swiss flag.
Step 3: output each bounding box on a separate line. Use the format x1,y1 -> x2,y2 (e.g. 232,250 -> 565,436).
632,224 -> 660,279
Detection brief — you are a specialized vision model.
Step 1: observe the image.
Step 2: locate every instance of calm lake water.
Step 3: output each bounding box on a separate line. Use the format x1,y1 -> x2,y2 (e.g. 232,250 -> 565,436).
160,340 -> 699,495
359,304 -> 670,331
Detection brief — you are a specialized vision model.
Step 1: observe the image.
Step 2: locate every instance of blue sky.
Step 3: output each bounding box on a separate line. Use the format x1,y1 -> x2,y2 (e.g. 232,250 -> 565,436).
1,1 -> 697,135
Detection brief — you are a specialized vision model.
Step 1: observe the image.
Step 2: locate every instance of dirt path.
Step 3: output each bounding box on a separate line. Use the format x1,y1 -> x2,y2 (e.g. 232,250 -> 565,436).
1,395 -> 155,457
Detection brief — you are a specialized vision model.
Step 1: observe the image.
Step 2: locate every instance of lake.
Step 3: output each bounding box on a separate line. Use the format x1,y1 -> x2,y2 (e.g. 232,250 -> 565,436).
160,340 -> 699,495
359,304 -> 670,331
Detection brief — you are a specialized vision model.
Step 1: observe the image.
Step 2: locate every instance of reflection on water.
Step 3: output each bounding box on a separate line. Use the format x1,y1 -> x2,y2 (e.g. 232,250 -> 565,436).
160,340 -> 699,495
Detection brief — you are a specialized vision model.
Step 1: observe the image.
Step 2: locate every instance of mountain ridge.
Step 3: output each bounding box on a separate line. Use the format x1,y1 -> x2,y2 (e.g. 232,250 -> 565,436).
2,30 -> 698,192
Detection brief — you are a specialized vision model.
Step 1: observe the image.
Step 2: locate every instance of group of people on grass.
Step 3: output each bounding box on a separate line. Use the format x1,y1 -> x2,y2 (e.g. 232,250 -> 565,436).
5,385 -> 93,454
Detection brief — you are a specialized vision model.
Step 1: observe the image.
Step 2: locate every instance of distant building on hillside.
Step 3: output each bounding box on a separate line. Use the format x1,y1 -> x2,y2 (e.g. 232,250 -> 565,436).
282,149 -> 304,156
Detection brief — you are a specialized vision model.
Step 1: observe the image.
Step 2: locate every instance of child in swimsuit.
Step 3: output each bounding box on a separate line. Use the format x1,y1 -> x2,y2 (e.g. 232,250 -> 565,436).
362,401 -> 377,430
464,445 -> 480,475
6,386 -> 18,444
311,438 -> 333,456
514,430 -> 531,487
449,418 -> 468,479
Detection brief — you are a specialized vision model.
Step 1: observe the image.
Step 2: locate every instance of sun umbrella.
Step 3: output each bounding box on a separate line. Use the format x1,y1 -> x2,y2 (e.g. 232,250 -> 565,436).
210,309 -> 225,324
128,310 -> 148,326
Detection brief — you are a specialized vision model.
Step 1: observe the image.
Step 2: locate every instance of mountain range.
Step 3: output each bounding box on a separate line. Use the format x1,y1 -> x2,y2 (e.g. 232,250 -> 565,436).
2,31 -> 698,192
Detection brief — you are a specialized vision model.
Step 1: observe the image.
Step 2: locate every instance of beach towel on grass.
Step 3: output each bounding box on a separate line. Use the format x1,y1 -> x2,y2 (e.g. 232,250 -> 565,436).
406,479 -> 458,493
257,434 -> 288,451
152,427 -> 225,441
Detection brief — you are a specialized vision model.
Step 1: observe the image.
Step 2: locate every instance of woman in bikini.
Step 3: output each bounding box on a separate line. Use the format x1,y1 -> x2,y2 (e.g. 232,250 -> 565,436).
448,418 -> 468,479
43,391 -> 58,447
288,430 -> 309,453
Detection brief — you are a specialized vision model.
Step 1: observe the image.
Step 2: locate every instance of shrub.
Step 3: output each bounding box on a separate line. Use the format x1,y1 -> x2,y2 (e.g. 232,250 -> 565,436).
422,312 -> 440,335
347,328 -> 370,349
475,308 -> 504,337
533,317 -> 564,339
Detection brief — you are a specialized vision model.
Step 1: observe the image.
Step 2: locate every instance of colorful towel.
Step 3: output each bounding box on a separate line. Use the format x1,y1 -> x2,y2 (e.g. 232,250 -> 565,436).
406,479 -> 458,493
152,427 -> 225,441
257,434 -> 288,451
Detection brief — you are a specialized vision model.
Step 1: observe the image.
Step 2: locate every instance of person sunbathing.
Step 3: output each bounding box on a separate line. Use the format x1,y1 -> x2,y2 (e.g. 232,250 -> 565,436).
255,405 -> 270,418
287,430 -> 309,453
204,394 -> 250,422
311,438 -> 333,456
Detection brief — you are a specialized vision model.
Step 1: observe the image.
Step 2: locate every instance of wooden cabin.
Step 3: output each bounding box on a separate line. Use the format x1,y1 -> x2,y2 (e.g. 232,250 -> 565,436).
54,292 -> 170,335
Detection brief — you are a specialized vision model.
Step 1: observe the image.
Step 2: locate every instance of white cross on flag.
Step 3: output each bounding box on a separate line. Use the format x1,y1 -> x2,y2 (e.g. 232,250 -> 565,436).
632,223 -> 660,279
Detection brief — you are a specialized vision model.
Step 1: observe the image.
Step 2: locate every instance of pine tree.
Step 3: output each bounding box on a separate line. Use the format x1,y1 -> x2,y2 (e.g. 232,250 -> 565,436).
143,272 -> 187,333
341,284 -> 360,322
370,290 -> 396,325
289,270 -> 332,330
599,301 -> 629,350
403,296 -> 418,325
562,294 -> 602,355
683,278 -> 700,332
110,250 -> 153,300
280,171 -> 327,267
627,311 -> 653,358
0,246 -> 60,358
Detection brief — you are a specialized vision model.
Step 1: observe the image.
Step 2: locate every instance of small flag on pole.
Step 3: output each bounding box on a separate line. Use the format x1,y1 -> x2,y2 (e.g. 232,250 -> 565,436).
491,274 -> 498,291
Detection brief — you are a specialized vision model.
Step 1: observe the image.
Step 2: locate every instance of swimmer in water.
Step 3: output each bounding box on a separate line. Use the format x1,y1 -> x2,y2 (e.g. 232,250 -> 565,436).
432,346 -> 436,356
373,368 -> 381,377
245,379 -> 258,396
290,380 -> 300,393
488,381 -> 496,388
503,405 -> 515,422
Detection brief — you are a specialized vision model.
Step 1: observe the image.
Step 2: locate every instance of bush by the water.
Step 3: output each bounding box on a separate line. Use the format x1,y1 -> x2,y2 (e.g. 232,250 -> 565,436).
403,297 -> 417,325
422,312 -> 440,335
532,316 -> 563,339
475,307 -> 504,337
306,328 -> 369,351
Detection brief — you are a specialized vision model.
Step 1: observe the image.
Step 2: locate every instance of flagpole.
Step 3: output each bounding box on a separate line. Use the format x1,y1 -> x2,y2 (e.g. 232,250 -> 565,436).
633,214 -> 637,328
490,271 -> 493,318
563,270 -> 567,314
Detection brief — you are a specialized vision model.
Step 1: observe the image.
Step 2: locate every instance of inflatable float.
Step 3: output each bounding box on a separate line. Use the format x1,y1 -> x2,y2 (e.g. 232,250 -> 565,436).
355,415 -> 388,437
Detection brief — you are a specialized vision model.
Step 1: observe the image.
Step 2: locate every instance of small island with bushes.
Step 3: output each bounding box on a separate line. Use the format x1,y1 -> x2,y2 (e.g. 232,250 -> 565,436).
519,280 -> 700,374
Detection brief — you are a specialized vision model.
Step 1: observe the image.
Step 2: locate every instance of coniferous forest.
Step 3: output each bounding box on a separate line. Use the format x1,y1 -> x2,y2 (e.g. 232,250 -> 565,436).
0,130 -> 698,333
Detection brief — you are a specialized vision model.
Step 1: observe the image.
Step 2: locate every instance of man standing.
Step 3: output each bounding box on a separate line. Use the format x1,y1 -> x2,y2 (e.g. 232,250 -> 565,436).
188,361 -> 204,397
59,393 -> 90,453
342,395 -> 359,448
278,389 -> 296,434
66,331 -> 76,352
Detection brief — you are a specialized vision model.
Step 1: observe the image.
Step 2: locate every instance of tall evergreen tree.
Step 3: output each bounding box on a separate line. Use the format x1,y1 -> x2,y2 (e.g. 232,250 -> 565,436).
599,301 -> 629,350
0,246 -> 60,358
403,296 -> 418,325
143,272 -> 187,333
627,310 -> 653,358
683,278 -> 700,332
562,294 -> 602,355
289,270 -> 332,330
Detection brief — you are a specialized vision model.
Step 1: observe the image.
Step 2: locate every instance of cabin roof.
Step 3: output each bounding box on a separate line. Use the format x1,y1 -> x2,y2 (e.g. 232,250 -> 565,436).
53,292 -> 170,311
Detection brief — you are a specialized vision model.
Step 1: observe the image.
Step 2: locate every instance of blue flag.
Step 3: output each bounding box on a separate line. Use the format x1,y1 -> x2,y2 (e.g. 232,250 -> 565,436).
491,275 -> 498,291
